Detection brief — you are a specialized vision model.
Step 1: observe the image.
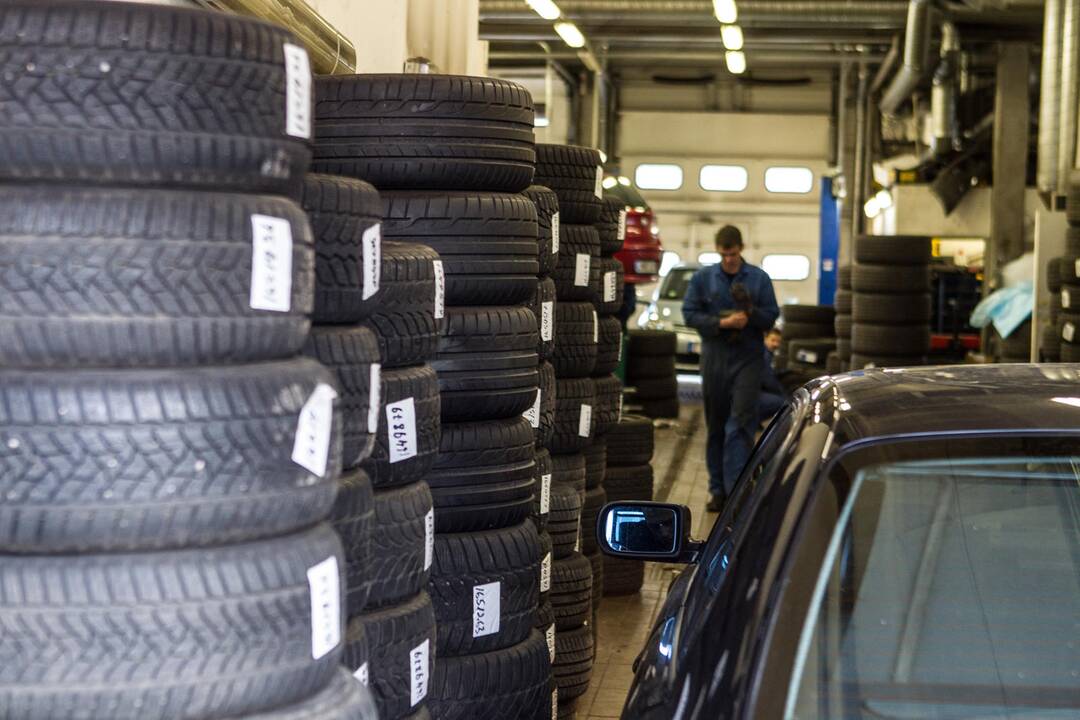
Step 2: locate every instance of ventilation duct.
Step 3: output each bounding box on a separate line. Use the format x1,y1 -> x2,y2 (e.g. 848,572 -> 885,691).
879,0 -> 934,116
1036,0 -> 1062,193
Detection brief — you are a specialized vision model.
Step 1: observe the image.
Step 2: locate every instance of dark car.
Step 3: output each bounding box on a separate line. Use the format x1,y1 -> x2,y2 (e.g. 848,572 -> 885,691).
598,364 -> 1080,719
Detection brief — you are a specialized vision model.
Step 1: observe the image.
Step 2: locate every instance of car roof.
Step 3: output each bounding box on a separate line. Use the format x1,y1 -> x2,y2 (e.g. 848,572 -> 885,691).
809,363 -> 1080,443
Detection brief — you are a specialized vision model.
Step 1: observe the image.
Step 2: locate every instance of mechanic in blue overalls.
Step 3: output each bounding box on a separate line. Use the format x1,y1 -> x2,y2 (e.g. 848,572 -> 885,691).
682,225 -> 779,512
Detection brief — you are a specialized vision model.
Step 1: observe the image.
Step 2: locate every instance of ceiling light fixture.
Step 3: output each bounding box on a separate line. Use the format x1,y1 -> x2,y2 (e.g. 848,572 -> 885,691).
721,24 -> 743,51
713,0 -> 737,24
525,0 -> 561,20
725,50 -> 746,74
554,21 -> 586,48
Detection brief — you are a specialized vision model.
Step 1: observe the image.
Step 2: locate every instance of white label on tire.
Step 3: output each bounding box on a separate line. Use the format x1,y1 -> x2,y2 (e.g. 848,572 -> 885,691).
386,397 -> 417,464
618,394 -> 624,421
367,364 -> 381,435
1075,258 -> 1080,278
595,165 -> 604,198
617,335 -> 624,362
433,260 -> 446,319
306,556 -> 341,660
362,223 -> 381,300
617,209 -> 627,241
574,253 -> 591,286
603,271 -> 617,302
1064,288 -> 1073,309
541,301 -> 554,342
523,388 -> 542,428
593,309 -> 599,343
283,43 -> 312,139
1065,322 -> 1076,343
424,508 -> 435,570
551,212 -> 561,255
292,383 -> 338,477
574,523 -> 581,552
353,662 -> 369,686
250,214 -> 294,312
540,473 -> 551,514
409,639 -> 429,706
541,551 -> 552,592
578,404 -> 592,438
472,581 -> 501,638
551,687 -> 558,720
546,626 -> 556,663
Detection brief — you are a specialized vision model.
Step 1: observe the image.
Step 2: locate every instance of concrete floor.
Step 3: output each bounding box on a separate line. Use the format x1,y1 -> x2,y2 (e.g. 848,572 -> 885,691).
579,397 -> 713,719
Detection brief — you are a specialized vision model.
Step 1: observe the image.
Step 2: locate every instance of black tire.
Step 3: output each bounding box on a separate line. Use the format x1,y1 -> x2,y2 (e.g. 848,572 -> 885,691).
557,698 -> 578,719
583,440 -> 607,490
0,525 -> 344,720
1060,313 -> 1080,344
347,592 -> 437,720
535,145 -> 604,224
539,531 -> 554,602
640,397 -> 680,419
428,418 -> 536,533
851,263 -> 931,293
605,415 -> 654,466
633,375 -> 679,401
1067,256 -> 1080,282
364,241 -> 440,368
581,487 -> 607,555
787,338 -> 836,367
781,305 -> 835,324
314,75 -> 535,192
0,187 -> 314,367
605,464 -> 654,502
1061,340 -> 1080,362
550,377 -> 597,453
552,552 -> 592,631
434,306 -> 540,421
553,225 -> 601,302
603,556 -> 645,596
837,265 -> 853,290
429,522 -> 541,655
533,449 -> 553,531
0,358 -> 339,554
551,452 -> 587,495
597,197 -> 627,256
592,257 -> 626,315
246,669 -> 379,720
854,235 -> 932,265
627,329 -> 676,356
834,289 -> 853,314
995,320 -> 1032,359
1063,283 -> 1080,312
851,323 -> 931,355
1049,257 -> 1065,294
1042,323 -> 1062,362
529,360 -> 558,448
531,277 -> 558,361
837,337 -> 853,360
626,354 -> 676,381
363,364 -> 441,489
1067,169 -> 1080,225
553,624 -> 594,702
595,315 -> 623,375
367,480 -> 434,609
429,630 -> 551,720
834,314 -> 853,338
303,325 -> 380,468
381,192 -> 539,305
549,483 -> 583,559
826,351 -> 842,374
783,321 -> 837,339
851,292 -> 932,324
0,2 -> 311,194
849,353 -> 928,369
302,173 -> 383,323
1068,227 -> 1080,256
593,375 -> 623,438
331,470 -> 376,617
551,301 -> 598,378
588,549 -> 605,617
523,185 -> 561,277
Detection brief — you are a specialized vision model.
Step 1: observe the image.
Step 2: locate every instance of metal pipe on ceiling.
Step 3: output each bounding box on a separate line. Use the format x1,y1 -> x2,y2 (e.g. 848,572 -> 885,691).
879,0 -> 934,115
481,0 -> 908,14
852,63 -> 870,236
1060,0 -> 1080,191
1036,0 -> 1062,193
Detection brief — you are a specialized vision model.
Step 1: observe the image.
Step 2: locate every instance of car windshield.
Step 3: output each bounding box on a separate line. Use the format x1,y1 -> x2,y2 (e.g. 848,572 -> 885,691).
787,453 -> 1080,719
660,268 -> 697,300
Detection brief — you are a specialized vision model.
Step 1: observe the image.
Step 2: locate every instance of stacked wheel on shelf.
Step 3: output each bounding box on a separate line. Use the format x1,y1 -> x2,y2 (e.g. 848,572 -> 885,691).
1044,256 -> 1064,361
0,2 -> 379,717
1050,182 -> 1080,363
625,330 -> 680,419
850,235 -> 932,369
834,266 -> 853,371
602,415 -> 657,595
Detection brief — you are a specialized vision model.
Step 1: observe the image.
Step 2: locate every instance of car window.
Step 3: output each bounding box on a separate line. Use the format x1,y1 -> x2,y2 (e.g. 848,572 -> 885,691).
786,451 -> 1080,719
660,268 -> 697,300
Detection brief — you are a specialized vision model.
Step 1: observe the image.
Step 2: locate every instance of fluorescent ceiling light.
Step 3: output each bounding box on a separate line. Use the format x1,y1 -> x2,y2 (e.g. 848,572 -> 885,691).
602,176 -> 618,190
863,196 -> 881,218
874,188 -> 894,210
713,0 -> 737,24
554,21 -> 586,48
725,50 -> 746,74
721,24 -> 743,50
526,0 -> 561,20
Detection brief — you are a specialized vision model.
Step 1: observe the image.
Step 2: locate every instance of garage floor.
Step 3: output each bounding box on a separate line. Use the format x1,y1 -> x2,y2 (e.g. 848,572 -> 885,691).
580,398 -> 712,718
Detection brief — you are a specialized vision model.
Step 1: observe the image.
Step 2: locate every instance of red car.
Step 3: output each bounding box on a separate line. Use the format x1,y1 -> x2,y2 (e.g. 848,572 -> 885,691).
606,183 -> 662,285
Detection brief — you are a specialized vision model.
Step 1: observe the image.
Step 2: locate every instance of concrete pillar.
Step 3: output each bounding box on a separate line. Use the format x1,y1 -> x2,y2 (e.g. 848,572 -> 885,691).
406,0 -> 488,76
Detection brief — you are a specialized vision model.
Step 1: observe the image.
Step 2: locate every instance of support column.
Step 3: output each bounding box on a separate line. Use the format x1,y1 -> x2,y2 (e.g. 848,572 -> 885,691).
406,0 -> 487,76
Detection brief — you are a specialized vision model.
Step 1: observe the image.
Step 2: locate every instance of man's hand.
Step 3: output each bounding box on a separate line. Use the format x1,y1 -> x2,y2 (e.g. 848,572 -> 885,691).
719,311 -> 749,330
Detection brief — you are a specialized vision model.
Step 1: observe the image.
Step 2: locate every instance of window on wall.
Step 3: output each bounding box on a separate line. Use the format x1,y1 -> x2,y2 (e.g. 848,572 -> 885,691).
762,254 -> 811,281
765,166 -> 814,194
635,163 -> 684,191
699,164 -> 749,192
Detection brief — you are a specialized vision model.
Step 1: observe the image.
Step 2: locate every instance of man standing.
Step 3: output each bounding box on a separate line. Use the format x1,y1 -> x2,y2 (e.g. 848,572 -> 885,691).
682,226 -> 779,512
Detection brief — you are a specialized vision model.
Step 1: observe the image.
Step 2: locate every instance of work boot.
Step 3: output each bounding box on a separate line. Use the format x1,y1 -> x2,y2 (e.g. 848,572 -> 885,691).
706,493 -> 724,513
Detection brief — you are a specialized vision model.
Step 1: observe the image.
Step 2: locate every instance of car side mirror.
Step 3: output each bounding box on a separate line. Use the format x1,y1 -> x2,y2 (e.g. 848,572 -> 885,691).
596,501 -> 703,564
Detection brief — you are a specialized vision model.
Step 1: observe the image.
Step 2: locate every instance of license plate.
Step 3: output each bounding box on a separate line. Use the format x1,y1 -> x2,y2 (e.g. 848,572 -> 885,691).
635,260 -> 659,273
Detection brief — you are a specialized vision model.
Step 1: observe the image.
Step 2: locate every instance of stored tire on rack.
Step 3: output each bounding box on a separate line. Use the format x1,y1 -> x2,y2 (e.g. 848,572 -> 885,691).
553,225 -> 601,302
551,301 -> 598,378
851,292 -> 931,324
1061,340 -> 1080,362
837,338 -> 853,359
539,530 -> 554,601
531,277 -> 558,361
428,417 -> 536,533
246,669 -> 379,720
851,324 -> 931,355
429,521 -> 541,655
639,397 -> 680,419
787,338 -> 836,367
429,630 -> 551,720
1060,313 -> 1080,344
627,329 -> 677,356
605,415 -> 654,466
595,315 -> 623,375
0,187 -> 314,367
826,352 -> 842,374
303,325 -> 380,468
0,2 -> 312,194
534,145 -> 604,224
1062,283 -> 1080,312
1049,257 -> 1065,293
552,551 -> 592,631
523,185 -> 561,277
626,354 -> 676,380
583,440 -> 607,490
783,321 -> 836,340
592,257 -> 625,315
588,549 -> 604,618
1042,324 -> 1062,361
382,192 -> 538,305
603,556 -> 645,597
851,263 -> 931,293
550,377 -> 597,453
302,173 -> 383,323
434,306 -> 540,421
633,375 -> 679,401
331,470 -> 376,617
549,483 -> 583,559
837,265 -> 853,290
849,353 -> 928,369
834,290 -> 853,314
533,449 -> 553,531
597,197 -> 627,256
781,304 -> 835,325
363,364 -> 440,489
605,464 -> 654,502
557,699 -> 578,719
581,487 -> 606,555
314,75 -> 535,192
364,241 -> 440,368
593,375 -> 622,436
366,479 -> 433,609
347,592 -> 436,720
551,452 -> 587,495
854,235 -> 932,265
530,361 -> 557,448
0,358 -> 339,554
0,525 -> 344,720
834,314 -> 853,339
553,624 -> 594,702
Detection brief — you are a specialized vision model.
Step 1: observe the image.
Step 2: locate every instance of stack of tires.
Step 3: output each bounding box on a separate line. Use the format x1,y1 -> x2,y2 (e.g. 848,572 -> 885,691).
1056,254 -> 1080,363
625,330 -> 680,419
1044,256 -> 1064,361
780,305 -> 835,380
313,74 -> 552,720
603,416 -> 657,596
834,266 -> 853,372
850,235 -> 932,369
534,144 -> 605,720
0,3 -> 378,717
